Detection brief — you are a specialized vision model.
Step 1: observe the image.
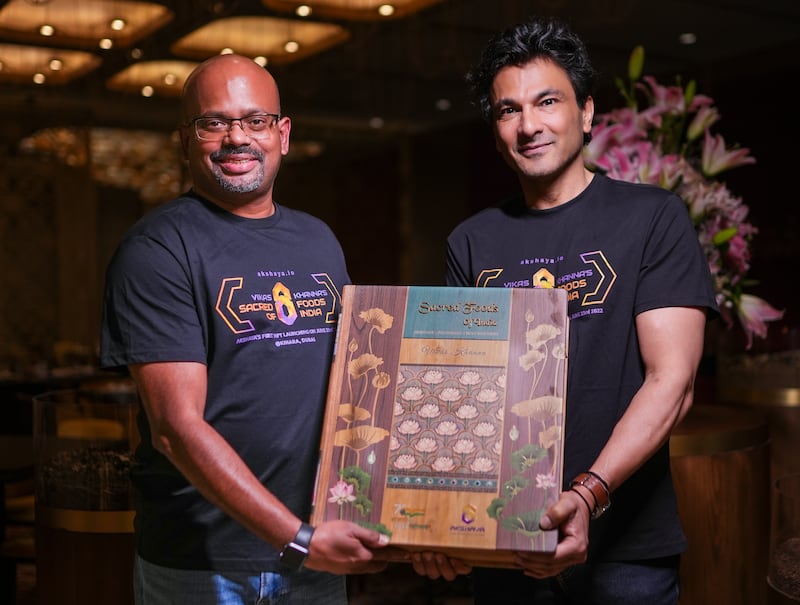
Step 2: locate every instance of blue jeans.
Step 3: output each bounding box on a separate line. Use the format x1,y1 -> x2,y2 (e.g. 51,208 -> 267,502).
134,555 -> 348,605
472,556 -> 680,605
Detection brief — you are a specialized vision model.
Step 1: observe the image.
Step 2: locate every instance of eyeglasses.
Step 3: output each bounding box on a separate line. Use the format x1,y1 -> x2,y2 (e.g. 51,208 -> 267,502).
187,113 -> 281,141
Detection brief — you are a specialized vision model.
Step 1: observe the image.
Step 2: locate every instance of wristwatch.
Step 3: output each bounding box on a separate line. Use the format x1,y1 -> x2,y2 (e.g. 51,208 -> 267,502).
279,522 -> 315,570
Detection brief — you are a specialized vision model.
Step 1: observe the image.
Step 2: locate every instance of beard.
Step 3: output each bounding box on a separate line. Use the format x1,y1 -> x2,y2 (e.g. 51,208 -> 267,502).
210,145 -> 266,193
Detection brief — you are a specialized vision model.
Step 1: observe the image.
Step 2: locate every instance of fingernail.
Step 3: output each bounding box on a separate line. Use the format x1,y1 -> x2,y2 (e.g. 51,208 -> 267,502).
378,534 -> 390,545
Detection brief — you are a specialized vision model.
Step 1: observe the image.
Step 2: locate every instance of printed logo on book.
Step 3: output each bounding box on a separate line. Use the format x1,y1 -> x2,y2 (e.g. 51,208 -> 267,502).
391,504 -> 431,532
450,503 -> 486,535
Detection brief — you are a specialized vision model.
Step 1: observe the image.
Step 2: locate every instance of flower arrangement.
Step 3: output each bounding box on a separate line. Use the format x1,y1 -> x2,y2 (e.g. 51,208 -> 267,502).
584,47 -> 783,349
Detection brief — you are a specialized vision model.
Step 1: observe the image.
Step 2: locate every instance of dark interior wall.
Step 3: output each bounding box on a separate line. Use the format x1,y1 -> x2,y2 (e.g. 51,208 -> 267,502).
0,157 -> 58,370
277,142 -> 403,286
405,120 -> 518,286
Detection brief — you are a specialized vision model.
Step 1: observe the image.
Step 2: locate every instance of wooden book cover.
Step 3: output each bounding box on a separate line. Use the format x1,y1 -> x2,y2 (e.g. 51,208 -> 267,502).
312,285 -> 568,566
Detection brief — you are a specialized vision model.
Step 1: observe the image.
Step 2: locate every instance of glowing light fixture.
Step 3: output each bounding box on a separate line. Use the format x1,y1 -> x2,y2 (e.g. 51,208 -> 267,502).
0,0 -> 173,49
106,60 -> 198,97
0,42 -> 101,84
170,16 -> 348,65
262,0 -> 444,20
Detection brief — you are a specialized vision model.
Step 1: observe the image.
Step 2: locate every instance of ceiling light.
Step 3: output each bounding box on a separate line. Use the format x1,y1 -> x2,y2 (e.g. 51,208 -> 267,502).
106,60 -> 198,97
435,98 -> 451,111
0,42 -> 101,84
0,0 -> 173,49
296,5 -> 312,17
171,16 -> 349,65
262,0 -> 444,20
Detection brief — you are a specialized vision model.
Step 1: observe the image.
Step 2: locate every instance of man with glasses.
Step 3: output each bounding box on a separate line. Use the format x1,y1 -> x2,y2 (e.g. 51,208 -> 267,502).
99,53 -> 400,605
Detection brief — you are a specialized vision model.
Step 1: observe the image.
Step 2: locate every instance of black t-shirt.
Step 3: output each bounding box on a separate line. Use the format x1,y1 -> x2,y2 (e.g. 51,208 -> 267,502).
446,173 -> 719,561
100,192 -> 350,571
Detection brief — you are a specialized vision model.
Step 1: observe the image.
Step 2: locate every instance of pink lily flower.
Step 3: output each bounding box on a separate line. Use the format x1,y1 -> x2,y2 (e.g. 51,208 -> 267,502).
585,56 -> 780,348
724,233 -> 751,275
638,76 -> 686,114
701,131 -> 756,177
734,294 -> 785,349
687,105 -> 720,142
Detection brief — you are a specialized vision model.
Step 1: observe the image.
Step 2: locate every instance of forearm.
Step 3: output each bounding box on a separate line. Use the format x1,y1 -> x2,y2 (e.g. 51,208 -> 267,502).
582,306 -> 706,494
162,417 -> 301,550
132,362 -> 301,551
589,371 -> 694,492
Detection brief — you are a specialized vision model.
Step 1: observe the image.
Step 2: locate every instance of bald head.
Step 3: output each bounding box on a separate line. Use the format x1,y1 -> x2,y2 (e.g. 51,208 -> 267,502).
181,54 -> 281,124
177,53 -> 291,216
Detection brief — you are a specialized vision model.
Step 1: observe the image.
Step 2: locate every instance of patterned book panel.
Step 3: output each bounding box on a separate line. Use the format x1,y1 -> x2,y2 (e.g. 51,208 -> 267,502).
312,285 -> 568,565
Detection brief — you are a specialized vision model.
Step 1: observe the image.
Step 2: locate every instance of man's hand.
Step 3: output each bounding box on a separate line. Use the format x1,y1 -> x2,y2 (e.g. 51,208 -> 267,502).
303,520 -> 398,574
513,489 -> 589,578
410,551 -> 473,581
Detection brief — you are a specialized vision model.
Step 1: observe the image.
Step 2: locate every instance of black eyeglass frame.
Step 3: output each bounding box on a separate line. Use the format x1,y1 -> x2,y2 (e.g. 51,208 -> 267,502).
184,113 -> 282,140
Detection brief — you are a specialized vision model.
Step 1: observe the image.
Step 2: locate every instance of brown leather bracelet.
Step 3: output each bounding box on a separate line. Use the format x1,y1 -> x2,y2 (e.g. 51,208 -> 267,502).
570,472 -> 611,519
569,487 -> 593,517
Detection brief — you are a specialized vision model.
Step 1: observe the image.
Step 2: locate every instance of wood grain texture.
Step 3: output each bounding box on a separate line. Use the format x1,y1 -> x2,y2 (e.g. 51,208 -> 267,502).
313,285 -> 569,567
670,404 -> 770,605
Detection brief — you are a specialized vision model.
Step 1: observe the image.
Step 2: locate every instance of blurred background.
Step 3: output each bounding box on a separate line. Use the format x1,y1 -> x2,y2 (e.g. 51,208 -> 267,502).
0,0 -> 797,385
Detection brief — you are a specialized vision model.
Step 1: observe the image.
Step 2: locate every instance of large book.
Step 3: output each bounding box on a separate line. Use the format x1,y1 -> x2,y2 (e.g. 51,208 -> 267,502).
311,285 -> 568,566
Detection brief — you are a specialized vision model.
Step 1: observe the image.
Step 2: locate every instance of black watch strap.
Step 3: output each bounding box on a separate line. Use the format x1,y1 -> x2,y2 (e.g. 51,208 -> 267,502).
279,522 -> 315,570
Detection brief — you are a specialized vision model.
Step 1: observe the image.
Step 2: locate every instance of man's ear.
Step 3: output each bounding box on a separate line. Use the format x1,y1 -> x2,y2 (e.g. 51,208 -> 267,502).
582,96 -> 595,136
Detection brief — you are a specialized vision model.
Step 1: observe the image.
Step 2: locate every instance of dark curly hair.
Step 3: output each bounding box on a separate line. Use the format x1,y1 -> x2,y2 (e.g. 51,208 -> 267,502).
466,16 -> 597,141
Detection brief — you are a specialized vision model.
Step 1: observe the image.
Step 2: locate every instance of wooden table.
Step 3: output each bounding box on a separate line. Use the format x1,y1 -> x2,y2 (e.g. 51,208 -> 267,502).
0,435 -> 34,542
670,404 -> 770,605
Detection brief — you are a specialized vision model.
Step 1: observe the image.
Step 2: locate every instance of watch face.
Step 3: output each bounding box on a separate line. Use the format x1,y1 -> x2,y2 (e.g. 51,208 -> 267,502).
280,523 -> 314,570
280,542 -> 308,570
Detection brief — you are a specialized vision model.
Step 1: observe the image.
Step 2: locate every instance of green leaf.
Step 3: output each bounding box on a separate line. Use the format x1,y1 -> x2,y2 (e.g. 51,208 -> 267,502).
499,509 -> 546,534
358,521 -> 392,537
339,466 -> 372,493
487,497 -> 507,520
713,226 -> 738,245
614,76 -> 636,108
628,46 -> 645,82
353,493 -> 373,516
503,475 -> 530,498
510,443 -> 548,472
684,79 -> 697,107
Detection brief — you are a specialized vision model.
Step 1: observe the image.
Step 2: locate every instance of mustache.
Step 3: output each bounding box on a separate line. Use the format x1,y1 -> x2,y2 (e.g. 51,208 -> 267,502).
210,146 -> 264,162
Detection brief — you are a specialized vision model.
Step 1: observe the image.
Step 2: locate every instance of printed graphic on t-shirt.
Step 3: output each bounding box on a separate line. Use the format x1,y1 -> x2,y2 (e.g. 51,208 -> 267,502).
475,250 -> 617,321
215,271 -> 341,347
